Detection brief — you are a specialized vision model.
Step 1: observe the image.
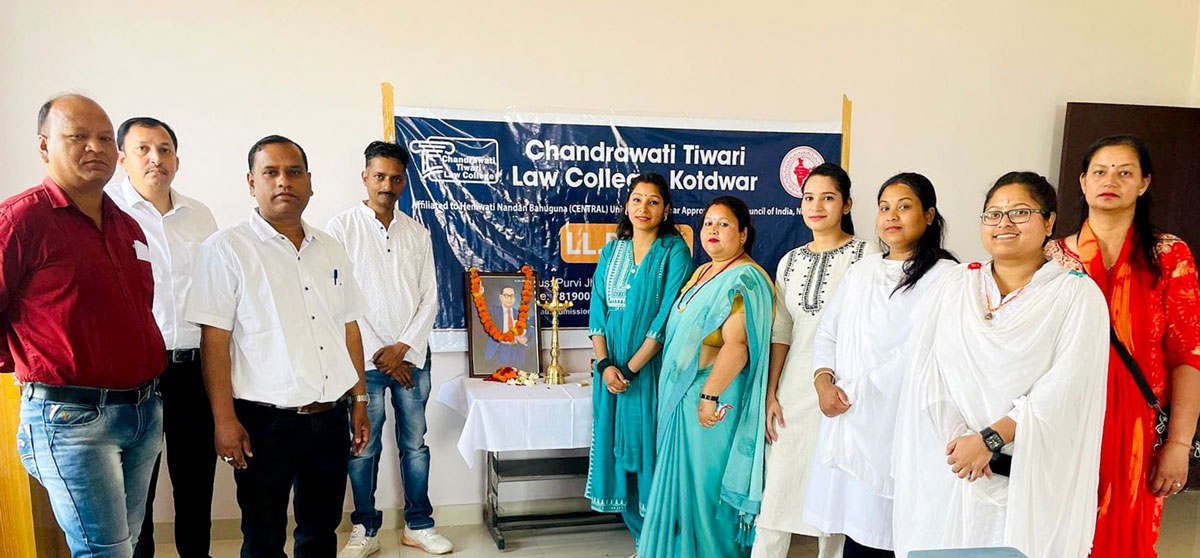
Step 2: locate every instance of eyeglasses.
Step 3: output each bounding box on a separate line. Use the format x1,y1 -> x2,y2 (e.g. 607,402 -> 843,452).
979,208 -> 1049,226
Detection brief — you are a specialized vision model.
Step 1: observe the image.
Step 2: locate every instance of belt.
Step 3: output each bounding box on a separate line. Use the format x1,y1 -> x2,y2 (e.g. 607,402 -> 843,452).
22,379 -> 159,406
243,398 -> 343,415
168,349 -> 201,363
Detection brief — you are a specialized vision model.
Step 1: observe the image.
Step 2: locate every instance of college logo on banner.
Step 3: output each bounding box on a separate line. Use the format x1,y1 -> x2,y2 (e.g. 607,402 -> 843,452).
778,146 -> 826,199
392,108 -> 841,349
408,136 -> 501,184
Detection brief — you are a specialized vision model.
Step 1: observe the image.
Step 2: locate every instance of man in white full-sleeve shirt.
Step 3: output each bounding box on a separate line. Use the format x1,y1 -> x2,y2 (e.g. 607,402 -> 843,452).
326,141 -> 450,557
105,117 -> 219,558
186,135 -> 371,558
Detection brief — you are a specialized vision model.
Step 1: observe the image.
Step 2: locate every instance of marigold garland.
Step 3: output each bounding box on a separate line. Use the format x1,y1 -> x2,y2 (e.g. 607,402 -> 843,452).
470,265 -> 535,343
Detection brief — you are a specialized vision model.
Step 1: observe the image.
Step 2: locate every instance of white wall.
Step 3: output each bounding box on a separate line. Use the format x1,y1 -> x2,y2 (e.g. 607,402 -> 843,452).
1193,3 -> 1200,102
3,0 -> 1200,522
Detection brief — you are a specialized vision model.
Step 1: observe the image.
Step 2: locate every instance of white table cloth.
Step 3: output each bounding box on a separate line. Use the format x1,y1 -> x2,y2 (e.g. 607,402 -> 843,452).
437,376 -> 594,467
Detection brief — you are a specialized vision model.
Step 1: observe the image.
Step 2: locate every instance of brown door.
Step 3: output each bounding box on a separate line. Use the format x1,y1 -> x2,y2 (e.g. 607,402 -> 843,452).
1056,102 -> 1200,248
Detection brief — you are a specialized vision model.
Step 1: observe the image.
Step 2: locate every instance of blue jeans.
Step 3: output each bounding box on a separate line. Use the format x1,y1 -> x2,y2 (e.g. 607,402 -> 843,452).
16,391 -> 163,558
347,358 -> 434,534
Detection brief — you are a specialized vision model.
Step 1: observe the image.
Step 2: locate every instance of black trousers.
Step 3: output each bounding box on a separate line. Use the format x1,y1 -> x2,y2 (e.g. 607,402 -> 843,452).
133,358 -> 218,558
233,399 -> 350,558
843,535 -> 895,558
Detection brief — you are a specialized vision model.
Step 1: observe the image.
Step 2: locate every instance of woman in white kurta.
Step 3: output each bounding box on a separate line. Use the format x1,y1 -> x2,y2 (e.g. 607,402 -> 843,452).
892,172 -> 1109,558
802,173 -> 957,558
754,163 -> 877,558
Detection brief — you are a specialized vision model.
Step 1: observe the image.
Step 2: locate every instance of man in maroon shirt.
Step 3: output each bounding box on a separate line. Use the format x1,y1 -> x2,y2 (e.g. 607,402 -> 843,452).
1,94 -> 167,557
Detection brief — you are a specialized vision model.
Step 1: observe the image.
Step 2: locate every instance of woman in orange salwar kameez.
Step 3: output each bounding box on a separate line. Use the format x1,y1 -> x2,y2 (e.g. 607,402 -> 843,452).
1046,134 -> 1200,558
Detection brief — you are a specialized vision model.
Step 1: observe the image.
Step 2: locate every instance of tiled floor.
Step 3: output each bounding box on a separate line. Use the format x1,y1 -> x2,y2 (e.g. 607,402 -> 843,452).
155,523 -> 816,557
157,492 -> 1200,557
157,524 -> 636,558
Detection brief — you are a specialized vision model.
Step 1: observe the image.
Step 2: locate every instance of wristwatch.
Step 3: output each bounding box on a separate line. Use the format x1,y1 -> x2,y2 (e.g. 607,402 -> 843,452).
980,427 -> 1005,453
351,394 -> 370,405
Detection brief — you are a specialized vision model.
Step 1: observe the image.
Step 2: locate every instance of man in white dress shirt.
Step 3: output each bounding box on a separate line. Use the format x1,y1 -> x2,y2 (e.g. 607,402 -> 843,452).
327,141 -> 451,556
106,117 -> 219,558
186,135 -> 371,557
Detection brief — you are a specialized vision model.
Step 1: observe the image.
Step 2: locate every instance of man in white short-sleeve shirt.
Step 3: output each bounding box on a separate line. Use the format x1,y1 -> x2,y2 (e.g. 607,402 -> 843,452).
186,135 -> 370,557
106,117 -> 219,558
327,141 -> 451,557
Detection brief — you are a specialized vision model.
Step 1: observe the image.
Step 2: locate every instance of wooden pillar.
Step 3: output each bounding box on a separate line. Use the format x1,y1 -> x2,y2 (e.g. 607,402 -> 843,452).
382,82 -> 396,143
840,94 -> 852,171
0,380 -> 70,558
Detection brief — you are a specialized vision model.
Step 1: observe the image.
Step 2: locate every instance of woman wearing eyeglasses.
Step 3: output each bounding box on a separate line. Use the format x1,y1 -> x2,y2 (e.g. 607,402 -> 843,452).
892,172 -> 1109,558
1046,135 -> 1200,558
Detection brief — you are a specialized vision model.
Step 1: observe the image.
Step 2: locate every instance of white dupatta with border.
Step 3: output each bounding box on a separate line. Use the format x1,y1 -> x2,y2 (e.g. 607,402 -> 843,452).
892,261 -> 1109,558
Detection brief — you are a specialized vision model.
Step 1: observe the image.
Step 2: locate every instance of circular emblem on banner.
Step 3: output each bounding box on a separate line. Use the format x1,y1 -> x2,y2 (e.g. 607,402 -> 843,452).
779,146 -> 825,199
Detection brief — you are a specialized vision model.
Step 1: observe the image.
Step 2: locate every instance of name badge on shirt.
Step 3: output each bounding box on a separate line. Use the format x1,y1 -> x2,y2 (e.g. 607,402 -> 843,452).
133,240 -> 151,262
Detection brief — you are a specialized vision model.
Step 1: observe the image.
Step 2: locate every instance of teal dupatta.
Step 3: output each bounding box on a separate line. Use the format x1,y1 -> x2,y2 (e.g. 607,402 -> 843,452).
585,235 -> 692,525
637,263 -> 774,558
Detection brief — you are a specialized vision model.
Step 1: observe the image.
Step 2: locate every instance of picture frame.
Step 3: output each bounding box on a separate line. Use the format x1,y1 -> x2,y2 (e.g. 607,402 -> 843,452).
464,270 -> 543,378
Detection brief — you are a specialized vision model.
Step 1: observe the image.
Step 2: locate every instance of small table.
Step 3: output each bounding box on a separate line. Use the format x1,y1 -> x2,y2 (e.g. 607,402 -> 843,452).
436,376 -> 621,550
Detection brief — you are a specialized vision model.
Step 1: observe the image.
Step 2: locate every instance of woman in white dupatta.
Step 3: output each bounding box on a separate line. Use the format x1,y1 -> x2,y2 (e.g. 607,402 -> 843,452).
802,173 -> 957,558
892,172 -> 1109,558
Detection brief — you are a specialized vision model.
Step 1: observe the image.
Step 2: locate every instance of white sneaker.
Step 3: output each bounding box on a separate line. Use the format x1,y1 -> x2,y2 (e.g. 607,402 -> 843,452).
402,526 -> 453,555
339,524 -> 380,558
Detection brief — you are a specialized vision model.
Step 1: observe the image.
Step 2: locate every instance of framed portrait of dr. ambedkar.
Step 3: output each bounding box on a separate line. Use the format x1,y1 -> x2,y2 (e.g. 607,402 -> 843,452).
464,268 -> 543,378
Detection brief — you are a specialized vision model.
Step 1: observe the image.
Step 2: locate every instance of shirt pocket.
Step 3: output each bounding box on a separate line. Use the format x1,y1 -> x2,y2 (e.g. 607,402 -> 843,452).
136,259 -> 156,304
323,266 -> 349,324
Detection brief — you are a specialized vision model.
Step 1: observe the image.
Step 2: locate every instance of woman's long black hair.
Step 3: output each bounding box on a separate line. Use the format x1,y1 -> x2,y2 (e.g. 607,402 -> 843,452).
802,162 -> 855,235
878,172 -> 957,294
616,172 -> 681,239
1073,134 -> 1159,279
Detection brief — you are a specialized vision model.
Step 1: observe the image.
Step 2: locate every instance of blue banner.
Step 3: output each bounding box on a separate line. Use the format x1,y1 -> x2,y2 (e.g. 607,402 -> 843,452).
394,109 -> 841,341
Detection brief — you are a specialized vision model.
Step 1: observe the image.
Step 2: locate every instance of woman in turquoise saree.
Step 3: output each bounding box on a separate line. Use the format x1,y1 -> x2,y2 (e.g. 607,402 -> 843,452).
587,172 -> 694,545
638,196 -> 774,558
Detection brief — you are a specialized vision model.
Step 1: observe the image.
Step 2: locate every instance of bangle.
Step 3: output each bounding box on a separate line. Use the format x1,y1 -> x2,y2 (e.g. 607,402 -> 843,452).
700,393 -> 720,403
813,370 -> 834,384
1166,439 -> 1193,450
595,358 -> 613,373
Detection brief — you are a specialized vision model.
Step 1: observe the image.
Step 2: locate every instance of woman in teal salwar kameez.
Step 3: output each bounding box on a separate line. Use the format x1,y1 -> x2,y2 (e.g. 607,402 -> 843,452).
586,173 -> 693,547
638,196 -> 774,558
